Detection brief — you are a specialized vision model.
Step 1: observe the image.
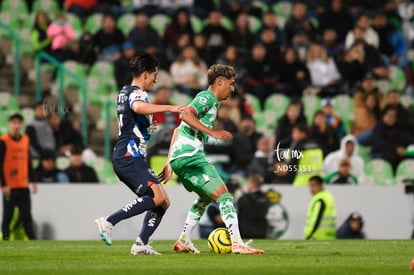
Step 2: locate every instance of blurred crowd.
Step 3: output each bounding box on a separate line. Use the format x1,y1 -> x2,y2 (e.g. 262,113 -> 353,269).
7,0 -> 414,184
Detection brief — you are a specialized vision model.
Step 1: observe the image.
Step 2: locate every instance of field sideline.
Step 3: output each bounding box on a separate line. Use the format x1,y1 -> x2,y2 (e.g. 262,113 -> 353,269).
0,240 -> 413,274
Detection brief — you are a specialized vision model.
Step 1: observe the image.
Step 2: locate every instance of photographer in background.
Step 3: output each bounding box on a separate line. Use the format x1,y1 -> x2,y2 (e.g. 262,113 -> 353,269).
336,212 -> 365,239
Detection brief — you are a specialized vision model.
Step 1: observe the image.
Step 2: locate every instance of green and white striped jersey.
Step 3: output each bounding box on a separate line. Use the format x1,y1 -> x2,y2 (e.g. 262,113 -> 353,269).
170,89 -> 225,161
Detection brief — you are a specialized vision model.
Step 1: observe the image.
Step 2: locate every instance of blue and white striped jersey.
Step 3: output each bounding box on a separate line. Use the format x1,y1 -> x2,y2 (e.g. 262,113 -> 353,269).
112,85 -> 154,160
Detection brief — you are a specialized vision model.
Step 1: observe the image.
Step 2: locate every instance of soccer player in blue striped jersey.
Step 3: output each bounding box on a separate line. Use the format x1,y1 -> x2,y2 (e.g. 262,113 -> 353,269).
94,53 -> 184,255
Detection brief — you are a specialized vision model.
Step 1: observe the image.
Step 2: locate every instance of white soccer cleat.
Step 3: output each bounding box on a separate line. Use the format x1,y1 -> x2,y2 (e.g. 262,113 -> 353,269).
173,239 -> 200,254
94,217 -> 113,246
232,240 -> 265,255
131,243 -> 161,255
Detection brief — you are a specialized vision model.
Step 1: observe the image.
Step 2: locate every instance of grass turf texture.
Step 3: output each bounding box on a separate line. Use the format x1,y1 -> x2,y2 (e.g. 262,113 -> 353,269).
0,240 -> 413,274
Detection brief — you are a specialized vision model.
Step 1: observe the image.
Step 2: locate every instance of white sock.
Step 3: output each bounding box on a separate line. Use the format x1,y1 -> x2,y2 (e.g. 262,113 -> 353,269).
179,211 -> 200,243
218,196 -> 243,244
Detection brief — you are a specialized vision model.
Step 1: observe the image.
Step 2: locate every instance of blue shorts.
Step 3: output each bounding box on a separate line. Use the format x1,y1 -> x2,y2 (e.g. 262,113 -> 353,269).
112,156 -> 159,197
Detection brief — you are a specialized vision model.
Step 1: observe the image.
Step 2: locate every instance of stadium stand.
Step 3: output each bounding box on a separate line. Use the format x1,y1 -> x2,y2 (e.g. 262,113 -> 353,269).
0,0 -> 413,185
364,159 -> 395,186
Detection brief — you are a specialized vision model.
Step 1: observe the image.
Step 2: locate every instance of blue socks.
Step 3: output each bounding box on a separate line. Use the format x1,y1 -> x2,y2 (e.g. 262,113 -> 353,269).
138,206 -> 166,245
107,196 -> 155,226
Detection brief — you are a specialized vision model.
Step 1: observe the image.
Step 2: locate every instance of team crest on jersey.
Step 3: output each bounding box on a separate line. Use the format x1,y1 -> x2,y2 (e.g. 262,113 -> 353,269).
147,168 -> 156,178
198,96 -> 207,105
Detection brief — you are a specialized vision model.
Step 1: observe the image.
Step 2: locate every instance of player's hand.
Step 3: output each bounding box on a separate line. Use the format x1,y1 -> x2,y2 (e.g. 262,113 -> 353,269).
210,130 -> 233,141
169,105 -> 186,113
2,186 -> 10,197
32,183 -> 38,194
158,163 -> 173,184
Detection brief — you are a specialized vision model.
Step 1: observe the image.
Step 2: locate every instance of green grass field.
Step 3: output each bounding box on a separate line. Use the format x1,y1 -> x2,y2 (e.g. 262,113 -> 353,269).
0,240 -> 413,274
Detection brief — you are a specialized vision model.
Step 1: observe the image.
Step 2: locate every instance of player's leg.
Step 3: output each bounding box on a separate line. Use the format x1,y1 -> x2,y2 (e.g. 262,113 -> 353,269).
207,175 -> 265,254
94,157 -> 158,246
173,195 -> 211,253
131,184 -> 169,255
16,189 -> 36,240
170,156 -> 212,253
1,190 -> 17,240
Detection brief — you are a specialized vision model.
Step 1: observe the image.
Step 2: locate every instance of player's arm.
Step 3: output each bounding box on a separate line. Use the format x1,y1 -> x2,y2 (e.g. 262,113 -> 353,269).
0,140 -> 10,196
28,151 -> 38,194
179,106 -> 232,141
0,140 -> 5,187
131,101 -> 183,115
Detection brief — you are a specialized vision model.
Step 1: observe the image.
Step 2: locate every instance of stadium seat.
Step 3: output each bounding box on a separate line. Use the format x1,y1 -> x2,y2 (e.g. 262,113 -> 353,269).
302,94 -> 322,125
190,15 -> 204,33
117,13 -> 136,36
272,1 -> 292,29
149,14 -> 171,37
0,92 -> 20,112
252,0 -> 269,15
395,159 -> 414,185
92,157 -> 119,184
333,94 -> 354,132
401,95 -> 414,109
358,145 -> 371,163
56,156 -> 70,170
0,12 -> 22,39
89,61 -> 114,78
21,107 -> 34,122
120,0 -> 133,11
87,76 -> 110,106
58,61 -> 88,89
66,13 -> 83,39
170,92 -> 193,106
262,109 -> 278,136
89,61 -> 117,94
32,0 -> 60,14
272,1 -> 293,17
253,112 -> 274,136
253,112 -> 266,135
0,0 -> 28,17
388,65 -> 406,92
84,13 -> 104,34
364,159 -> 395,185
248,15 -> 262,33
149,155 -> 178,185
22,12 -> 37,30
264,94 -> 290,120
17,28 -> 34,56
220,16 -> 234,32
245,93 -> 262,113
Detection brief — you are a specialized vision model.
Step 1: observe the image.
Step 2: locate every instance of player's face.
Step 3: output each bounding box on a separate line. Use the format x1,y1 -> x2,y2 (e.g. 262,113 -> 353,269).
8,118 -> 23,136
144,69 -> 158,90
309,180 -> 322,195
218,77 -> 235,100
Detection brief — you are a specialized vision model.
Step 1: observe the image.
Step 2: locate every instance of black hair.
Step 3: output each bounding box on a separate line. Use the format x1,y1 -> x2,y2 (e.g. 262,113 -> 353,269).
309,175 -> 324,185
381,105 -> 398,117
293,123 -> 309,135
9,113 -> 24,122
70,146 -> 83,156
129,52 -> 159,78
40,149 -> 56,160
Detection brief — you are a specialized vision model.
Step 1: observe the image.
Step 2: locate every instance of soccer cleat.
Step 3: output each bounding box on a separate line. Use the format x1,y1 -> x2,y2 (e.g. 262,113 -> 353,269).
94,217 -> 113,246
131,243 -> 161,255
173,239 -> 200,254
231,242 -> 265,254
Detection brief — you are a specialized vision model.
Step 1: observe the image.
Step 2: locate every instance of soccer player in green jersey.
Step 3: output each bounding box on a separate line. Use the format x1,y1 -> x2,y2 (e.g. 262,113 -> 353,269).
159,64 -> 264,254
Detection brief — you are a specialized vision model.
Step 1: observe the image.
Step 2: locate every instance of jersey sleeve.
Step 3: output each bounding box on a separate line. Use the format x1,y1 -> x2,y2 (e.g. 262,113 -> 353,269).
189,92 -> 214,117
129,90 -> 148,108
